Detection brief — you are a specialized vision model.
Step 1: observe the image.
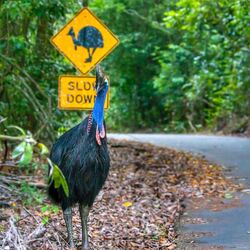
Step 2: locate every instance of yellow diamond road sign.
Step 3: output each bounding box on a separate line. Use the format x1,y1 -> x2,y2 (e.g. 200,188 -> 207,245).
51,8 -> 119,75
58,75 -> 110,110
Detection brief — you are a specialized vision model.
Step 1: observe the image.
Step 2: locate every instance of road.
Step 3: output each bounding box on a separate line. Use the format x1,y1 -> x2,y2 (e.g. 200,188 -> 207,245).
109,134 -> 250,249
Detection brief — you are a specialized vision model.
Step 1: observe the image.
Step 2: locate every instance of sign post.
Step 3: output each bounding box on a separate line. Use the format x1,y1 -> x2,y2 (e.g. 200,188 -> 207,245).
51,7 -> 119,111
51,8 -> 119,76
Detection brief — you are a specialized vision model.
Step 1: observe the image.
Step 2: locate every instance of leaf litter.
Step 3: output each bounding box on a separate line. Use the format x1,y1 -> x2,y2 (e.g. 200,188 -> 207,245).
0,139 -> 241,249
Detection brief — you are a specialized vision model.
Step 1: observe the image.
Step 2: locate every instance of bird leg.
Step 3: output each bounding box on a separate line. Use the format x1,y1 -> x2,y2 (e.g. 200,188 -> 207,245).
79,204 -> 89,250
63,207 -> 75,249
85,48 -> 92,63
91,48 -> 96,58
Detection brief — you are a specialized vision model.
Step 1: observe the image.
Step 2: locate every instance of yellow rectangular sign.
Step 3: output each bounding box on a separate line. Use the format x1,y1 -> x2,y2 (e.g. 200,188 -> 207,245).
58,75 -> 110,110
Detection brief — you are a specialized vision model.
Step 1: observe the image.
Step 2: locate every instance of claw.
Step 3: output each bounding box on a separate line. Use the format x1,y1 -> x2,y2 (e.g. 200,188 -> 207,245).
85,56 -> 92,63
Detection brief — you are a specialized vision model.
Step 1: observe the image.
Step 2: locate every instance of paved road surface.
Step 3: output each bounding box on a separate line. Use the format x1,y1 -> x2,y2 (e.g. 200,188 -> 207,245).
109,134 -> 250,249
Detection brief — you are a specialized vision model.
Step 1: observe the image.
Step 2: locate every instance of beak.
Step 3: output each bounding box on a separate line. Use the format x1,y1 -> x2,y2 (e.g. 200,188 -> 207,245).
67,27 -> 73,35
95,64 -> 106,93
96,64 -> 105,82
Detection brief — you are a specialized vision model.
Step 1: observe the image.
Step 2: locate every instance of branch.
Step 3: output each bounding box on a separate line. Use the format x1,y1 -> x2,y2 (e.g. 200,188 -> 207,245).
0,49 -> 54,142
16,76 -> 50,122
0,134 -> 37,145
82,0 -> 88,7
123,9 -> 169,35
1,217 -> 26,249
15,83 -> 55,141
186,114 -> 197,133
23,207 -> 40,224
0,135 -> 26,141
0,176 -> 47,188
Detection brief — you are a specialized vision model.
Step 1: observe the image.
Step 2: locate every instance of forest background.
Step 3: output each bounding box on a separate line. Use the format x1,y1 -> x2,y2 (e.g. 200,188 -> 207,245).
0,0 -> 249,143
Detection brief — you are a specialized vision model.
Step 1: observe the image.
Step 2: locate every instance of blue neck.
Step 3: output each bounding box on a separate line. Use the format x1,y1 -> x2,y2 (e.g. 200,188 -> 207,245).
92,87 -> 108,132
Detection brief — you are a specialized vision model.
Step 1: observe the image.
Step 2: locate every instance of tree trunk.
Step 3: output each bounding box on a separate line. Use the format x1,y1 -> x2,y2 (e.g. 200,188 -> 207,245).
82,0 -> 88,7
36,18 -> 49,57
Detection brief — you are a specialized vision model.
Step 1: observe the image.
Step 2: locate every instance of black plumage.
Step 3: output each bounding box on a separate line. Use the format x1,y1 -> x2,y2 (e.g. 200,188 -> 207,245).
48,119 -> 109,209
48,65 -> 110,250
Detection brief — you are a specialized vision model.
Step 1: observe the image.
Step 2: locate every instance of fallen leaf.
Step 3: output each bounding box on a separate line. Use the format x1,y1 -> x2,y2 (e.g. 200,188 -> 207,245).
122,201 -> 133,207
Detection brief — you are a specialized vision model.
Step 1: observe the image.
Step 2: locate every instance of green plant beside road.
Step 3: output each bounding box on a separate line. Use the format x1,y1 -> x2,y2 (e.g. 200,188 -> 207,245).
0,123 -> 69,203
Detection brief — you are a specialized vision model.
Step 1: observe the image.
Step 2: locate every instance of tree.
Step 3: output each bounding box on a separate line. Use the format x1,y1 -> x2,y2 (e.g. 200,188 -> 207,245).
154,0 -> 250,132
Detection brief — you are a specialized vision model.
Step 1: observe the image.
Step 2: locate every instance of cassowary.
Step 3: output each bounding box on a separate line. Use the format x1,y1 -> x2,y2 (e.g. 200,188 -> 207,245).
48,65 -> 110,250
68,26 -> 104,63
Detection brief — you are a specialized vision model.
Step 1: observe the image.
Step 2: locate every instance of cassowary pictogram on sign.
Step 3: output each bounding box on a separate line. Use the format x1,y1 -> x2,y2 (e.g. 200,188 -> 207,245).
50,7 -> 119,75
68,26 -> 104,63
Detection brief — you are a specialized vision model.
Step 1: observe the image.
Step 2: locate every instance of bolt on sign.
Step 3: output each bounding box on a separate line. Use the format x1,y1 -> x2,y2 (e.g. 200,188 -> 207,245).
58,76 -> 110,110
51,7 -> 120,75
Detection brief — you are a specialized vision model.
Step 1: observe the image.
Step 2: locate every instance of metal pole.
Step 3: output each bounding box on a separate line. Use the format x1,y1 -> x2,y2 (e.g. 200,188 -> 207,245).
82,0 -> 88,7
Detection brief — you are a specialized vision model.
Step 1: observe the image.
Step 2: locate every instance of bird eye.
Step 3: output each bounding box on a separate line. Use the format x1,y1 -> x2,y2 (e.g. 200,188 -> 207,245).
104,79 -> 109,86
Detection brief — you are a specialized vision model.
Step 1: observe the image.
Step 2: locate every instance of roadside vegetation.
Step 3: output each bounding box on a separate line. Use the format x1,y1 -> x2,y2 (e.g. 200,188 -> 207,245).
0,0 -> 249,249
0,0 -> 249,138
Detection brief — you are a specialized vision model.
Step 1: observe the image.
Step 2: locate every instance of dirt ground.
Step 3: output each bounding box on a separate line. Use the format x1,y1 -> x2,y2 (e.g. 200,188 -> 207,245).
0,139 -> 241,249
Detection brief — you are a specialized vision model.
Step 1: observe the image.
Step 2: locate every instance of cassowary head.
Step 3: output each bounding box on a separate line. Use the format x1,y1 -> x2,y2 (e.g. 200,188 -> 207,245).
68,27 -> 75,37
95,65 -> 109,94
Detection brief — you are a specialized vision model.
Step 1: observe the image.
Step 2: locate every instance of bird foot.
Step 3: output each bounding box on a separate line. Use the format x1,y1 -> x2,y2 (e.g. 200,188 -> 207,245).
69,243 -> 76,249
82,246 -> 89,250
85,57 -> 92,63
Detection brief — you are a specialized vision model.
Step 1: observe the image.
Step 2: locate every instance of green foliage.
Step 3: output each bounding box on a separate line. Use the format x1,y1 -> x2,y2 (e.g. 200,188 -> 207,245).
37,143 -> 49,155
91,0 -> 168,130
12,141 -> 33,166
154,0 -> 250,131
48,158 -> 69,197
4,125 -> 36,167
40,204 -> 59,225
0,0 -> 81,141
41,204 -> 59,214
0,0 -> 249,134
20,182 -> 44,205
0,122 -> 69,197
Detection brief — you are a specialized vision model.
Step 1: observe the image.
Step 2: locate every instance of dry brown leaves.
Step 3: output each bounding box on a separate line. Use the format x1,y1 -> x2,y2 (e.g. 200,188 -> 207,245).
0,139 -> 240,249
